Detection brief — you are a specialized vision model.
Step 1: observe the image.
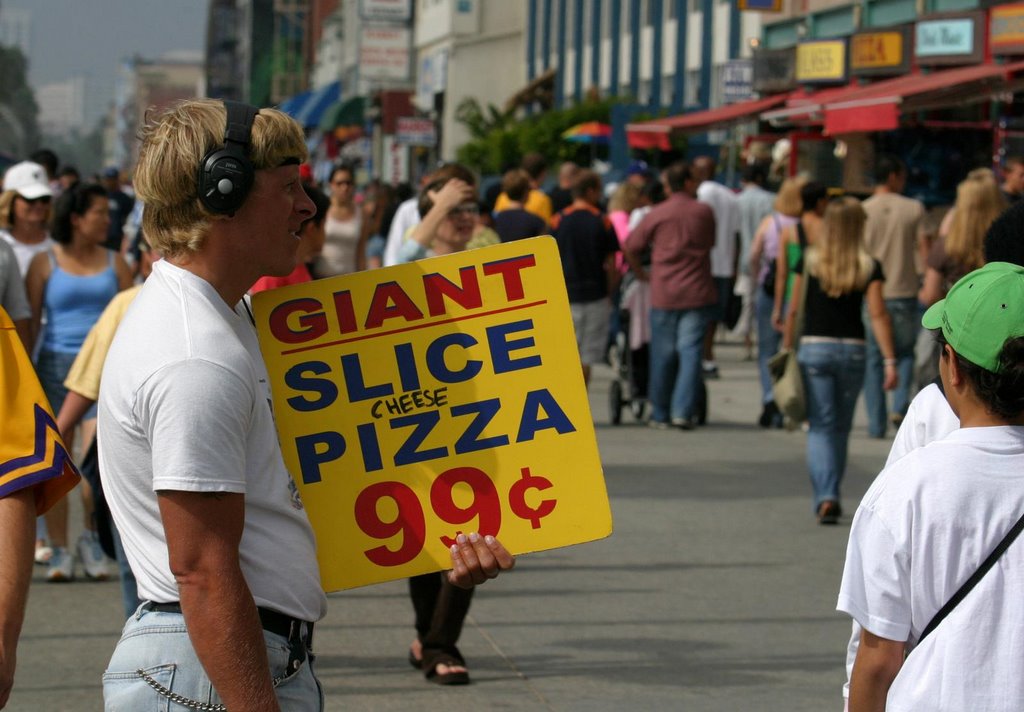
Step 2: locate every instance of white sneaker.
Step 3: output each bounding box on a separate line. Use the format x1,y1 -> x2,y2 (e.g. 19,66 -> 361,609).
35,542 -> 53,565
46,547 -> 73,582
76,531 -> 111,580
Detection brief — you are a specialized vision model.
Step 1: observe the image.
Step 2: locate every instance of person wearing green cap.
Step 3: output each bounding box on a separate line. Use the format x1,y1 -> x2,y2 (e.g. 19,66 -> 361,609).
838,261 -> 1024,712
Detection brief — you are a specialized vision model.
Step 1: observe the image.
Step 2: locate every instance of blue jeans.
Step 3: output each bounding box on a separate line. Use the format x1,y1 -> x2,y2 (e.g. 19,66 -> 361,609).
103,605 -> 323,711
797,341 -> 866,510
862,298 -> 919,436
648,306 -> 712,423
756,291 -> 782,405
36,349 -> 98,419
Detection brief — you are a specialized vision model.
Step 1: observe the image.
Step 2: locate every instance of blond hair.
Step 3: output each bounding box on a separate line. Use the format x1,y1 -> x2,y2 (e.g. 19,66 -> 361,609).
0,189 -> 53,230
810,196 -> 874,297
608,181 -> 641,214
134,99 -> 308,257
773,175 -> 807,218
0,190 -> 15,229
945,174 -> 1006,273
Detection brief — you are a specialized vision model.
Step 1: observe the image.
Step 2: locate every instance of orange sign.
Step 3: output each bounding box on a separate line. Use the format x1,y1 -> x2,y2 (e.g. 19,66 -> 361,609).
851,32 -> 903,69
992,3 -> 1024,55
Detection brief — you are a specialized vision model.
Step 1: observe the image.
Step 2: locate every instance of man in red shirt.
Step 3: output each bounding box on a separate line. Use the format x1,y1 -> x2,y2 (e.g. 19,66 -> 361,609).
624,162 -> 717,429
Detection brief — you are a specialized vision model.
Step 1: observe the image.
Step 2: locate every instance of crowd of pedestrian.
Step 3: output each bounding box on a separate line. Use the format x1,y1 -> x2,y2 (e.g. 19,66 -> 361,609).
3,99 -> 1024,709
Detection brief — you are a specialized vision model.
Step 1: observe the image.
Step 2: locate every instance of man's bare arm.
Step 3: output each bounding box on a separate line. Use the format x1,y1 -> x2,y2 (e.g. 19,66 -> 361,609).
849,628 -> 905,712
158,490 -> 280,712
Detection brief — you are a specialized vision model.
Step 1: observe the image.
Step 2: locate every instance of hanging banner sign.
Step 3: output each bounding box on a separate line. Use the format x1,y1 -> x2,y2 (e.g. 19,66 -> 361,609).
914,13 -> 984,65
252,238 -> 613,591
850,28 -> 911,76
796,40 -> 848,84
991,3 -> 1024,55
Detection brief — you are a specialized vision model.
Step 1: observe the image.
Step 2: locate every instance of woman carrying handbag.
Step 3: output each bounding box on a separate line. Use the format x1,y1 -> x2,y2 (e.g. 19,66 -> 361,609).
782,197 -> 896,524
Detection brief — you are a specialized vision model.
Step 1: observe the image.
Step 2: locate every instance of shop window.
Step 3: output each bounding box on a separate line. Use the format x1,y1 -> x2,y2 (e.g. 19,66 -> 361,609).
865,0 -> 915,28
811,5 -> 855,39
685,68 -> 701,107
668,0 -> 679,19
764,20 -> 800,48
928,0 -> 979,13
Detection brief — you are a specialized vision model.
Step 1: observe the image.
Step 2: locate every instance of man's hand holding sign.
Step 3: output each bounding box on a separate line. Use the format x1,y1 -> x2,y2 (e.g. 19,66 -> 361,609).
252,237 -> 612,590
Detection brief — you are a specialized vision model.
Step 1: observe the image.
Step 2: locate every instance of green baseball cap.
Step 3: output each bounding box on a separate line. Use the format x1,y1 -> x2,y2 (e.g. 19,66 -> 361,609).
921,262 -> 1024,372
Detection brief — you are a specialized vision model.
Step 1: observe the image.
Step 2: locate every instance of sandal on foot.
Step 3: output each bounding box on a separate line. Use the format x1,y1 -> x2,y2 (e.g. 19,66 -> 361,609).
422,647 -> 470,686
409,649 -> 422,670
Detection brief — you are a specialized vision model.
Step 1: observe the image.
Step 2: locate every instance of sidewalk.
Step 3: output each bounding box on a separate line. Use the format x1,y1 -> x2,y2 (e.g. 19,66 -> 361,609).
11,340 -> 893,711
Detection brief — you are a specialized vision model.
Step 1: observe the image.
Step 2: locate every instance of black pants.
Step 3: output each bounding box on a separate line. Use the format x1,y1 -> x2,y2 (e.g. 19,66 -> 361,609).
408,573 -> 474,653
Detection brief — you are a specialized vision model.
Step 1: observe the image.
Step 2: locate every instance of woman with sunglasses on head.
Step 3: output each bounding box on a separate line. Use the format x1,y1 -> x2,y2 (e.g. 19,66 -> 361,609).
782,197 -> 897,525
25,182 -> 133,583
0,161 -> 56,276
313,163 -> 365,278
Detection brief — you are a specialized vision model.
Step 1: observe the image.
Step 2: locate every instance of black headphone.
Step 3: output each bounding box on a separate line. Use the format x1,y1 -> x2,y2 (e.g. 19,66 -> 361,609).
197,100 -> 259,215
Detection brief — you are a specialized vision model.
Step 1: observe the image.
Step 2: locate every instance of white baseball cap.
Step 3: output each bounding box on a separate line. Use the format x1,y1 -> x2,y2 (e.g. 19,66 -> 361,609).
3,161 -> 53,200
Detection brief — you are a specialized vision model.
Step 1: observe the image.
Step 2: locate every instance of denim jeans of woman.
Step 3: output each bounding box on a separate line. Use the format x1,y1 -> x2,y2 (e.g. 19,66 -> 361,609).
755,291 -> 782,405
797,341 -> 866,510
862,297 -> 919,437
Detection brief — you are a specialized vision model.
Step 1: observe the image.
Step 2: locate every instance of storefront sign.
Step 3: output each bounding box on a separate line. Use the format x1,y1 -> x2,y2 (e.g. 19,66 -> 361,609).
395,117 -> 437,146
252,239 -> 613,590
796,40 -> 848,84
991,3 -> 1024,56
915,14 -> 984,65
360,25 -> 411,81
416,47 -> 449,110
850,28 -> 911,76
737,0 -> 783,11
722,59 -> 754,102
360,0 -> 412,23
752,47 -> 796,93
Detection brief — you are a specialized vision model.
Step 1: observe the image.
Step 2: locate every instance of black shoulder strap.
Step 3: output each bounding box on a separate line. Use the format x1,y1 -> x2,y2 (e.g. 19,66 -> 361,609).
796,221 -> 808,250
917,511 -> 1024,645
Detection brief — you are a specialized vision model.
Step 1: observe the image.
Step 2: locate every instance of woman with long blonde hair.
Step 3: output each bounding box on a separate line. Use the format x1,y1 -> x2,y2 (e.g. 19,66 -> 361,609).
919,174 -> 1006,306
783,197 -> 897,524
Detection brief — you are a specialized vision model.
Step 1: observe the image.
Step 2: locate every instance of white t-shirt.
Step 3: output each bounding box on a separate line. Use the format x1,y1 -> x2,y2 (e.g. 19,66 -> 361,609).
383,197 -> 421,267
97,260 -> 327,622
0,229 -> 55,276
838,426 -> 1024,712
843,382 -> 960,704
697,180 -> 740,279
885,382 -> 959,467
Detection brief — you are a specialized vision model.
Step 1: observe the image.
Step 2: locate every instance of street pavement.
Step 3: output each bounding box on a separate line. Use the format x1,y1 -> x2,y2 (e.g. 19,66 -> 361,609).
11,339 -> 895,711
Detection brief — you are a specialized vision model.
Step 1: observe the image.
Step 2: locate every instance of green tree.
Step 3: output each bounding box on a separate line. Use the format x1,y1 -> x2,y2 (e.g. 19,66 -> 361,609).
0,45 -> 41,158
454,96 -> 679,176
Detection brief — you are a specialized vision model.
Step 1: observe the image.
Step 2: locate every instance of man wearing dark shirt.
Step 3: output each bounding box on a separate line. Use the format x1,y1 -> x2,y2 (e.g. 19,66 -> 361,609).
550,169 -> 619,388
547,161 -> 578,214
494,168 -> 547,243
101,167 -> 135,253
624,161 -> 717,430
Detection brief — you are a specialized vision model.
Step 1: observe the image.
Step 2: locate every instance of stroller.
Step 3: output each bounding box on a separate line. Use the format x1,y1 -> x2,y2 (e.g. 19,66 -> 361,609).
606,272 -> 647,428
607,271 -> 707,426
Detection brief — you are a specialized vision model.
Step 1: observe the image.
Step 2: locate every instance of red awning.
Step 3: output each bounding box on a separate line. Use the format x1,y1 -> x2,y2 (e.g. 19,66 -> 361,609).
626,93 -> 790,146
822,62 -> 1024,135
760,84 -> 860,125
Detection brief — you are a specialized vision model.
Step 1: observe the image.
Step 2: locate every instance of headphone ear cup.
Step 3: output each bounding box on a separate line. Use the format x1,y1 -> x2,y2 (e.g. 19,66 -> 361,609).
198,148 -> 254,214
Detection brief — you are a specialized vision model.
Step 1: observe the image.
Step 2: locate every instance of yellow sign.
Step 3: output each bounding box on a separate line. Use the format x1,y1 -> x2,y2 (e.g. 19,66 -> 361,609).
851,32 -> 904,70
796,40 -> 847,82
252,238 -> 613,591
991,3 -> 1024,54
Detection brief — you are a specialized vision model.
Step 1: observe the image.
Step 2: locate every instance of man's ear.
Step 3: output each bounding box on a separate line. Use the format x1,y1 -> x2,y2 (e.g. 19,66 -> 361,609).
944,344 -> 964,388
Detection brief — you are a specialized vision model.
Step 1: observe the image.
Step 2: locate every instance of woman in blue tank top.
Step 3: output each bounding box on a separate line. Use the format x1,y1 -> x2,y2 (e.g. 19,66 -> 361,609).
25,182 -> 132,582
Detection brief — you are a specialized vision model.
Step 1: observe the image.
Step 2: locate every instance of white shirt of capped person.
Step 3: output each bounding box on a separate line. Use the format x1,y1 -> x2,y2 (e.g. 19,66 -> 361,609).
97,259 -> 327,621
837,425 -> 1024,711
